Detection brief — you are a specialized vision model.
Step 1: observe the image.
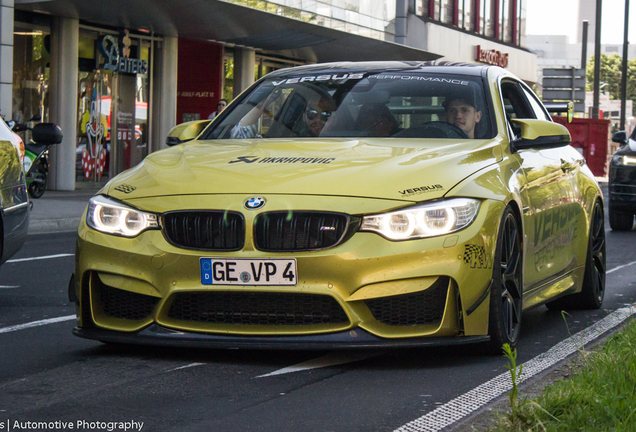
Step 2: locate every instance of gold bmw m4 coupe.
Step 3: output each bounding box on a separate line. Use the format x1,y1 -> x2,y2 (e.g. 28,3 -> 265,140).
71,62 -> 605,353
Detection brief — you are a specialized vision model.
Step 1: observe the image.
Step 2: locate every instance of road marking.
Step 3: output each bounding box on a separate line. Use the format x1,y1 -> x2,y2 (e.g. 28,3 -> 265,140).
6,253 -> 74,263
167,363 -> 206,372
254,258 -> 636,380
255,351 -> 384,378
0,285 -> 20,289
607,259 -> 636,274
0,315 -> 76,335
394,305 -> 636,432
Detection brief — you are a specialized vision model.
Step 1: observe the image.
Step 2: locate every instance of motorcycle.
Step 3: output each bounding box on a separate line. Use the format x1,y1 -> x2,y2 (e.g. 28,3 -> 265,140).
9,116 -> 64,199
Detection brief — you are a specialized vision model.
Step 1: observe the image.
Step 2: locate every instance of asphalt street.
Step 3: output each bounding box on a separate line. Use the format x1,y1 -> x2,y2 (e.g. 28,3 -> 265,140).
1,199 -> 635,432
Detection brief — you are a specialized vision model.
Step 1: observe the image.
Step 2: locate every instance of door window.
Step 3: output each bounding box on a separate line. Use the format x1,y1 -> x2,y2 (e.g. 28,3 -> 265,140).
522,87 -> 551,121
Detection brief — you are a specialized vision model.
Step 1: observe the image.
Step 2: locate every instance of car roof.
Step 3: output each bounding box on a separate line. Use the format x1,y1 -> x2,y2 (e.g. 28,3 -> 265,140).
266,61 -> 496,79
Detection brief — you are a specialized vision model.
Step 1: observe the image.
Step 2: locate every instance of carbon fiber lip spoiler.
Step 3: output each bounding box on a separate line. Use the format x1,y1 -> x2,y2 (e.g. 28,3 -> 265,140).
73,324 -> 490,350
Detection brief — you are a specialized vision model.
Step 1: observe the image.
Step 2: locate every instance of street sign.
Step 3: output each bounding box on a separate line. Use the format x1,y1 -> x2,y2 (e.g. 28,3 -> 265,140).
541,67 -> 586,113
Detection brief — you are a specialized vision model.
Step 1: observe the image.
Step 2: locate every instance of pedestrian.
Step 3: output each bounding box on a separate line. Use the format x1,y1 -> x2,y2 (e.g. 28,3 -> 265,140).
208,99 -> 228,119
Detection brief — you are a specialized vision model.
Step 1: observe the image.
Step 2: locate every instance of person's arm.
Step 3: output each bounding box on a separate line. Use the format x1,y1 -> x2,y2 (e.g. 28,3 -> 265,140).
229,88 -> 281,139
230,123 -> 260,139
237,105 -> 265,127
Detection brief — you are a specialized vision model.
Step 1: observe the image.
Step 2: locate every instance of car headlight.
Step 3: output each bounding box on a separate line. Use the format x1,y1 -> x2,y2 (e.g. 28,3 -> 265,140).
87,195 -> 159,237
612,154 -> 636,165
360,198 -> 480,240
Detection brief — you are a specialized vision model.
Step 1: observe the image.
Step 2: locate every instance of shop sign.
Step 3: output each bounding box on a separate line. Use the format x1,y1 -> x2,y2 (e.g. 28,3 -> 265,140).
98,35 -> 148,75
475,45 -> 509,68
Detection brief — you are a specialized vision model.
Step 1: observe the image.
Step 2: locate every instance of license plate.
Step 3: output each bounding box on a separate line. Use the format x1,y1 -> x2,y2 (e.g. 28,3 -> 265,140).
200,258 -> 297,286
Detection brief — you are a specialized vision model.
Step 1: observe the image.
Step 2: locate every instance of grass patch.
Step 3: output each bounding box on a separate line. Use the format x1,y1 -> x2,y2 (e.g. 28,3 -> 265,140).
491,318 -> 636,431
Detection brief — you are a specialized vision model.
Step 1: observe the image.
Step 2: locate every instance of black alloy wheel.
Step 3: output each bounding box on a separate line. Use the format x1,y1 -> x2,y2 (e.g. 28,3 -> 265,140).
547,200 -> 606,310
486,207 -> 523,353
584,201 -> 607,307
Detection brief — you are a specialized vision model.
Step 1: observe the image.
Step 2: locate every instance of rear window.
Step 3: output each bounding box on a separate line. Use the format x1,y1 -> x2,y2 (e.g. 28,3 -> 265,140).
204,72 -> 494,140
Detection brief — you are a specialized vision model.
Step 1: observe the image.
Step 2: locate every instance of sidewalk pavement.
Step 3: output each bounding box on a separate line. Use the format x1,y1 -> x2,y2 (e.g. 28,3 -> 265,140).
28,189 -> 99,234
27,177 -> 611,235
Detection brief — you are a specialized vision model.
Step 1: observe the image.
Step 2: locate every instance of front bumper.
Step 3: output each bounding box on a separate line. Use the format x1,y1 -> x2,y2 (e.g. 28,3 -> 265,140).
609,164 -> 636,212
74,194 -> 504,347
73,324 -> 490,350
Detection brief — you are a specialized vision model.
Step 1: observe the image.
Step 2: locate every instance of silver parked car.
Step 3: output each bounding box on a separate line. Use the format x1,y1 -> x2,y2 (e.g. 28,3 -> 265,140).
0,118 -> 29,267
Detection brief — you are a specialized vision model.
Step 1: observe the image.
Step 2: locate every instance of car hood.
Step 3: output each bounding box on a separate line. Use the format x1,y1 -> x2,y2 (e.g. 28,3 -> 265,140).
105,138 -> 501,202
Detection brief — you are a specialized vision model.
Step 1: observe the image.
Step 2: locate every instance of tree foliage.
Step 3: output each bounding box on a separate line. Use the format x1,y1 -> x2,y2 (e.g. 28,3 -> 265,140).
586,53 -> 636,115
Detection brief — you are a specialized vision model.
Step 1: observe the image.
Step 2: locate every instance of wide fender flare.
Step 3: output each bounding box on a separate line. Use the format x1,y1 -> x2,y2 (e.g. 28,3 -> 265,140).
443,161 -> 525,335
579,174 -> 604,238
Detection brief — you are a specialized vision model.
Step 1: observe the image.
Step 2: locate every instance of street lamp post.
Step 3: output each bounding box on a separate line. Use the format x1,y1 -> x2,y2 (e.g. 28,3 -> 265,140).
592,0 -> 602,119
620,0 -> 629,131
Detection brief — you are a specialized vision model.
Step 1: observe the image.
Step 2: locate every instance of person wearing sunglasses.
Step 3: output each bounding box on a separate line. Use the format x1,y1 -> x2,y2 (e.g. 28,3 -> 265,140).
230,87 -> 335,139
208,99 -> 228,120
297,97 -> 336,137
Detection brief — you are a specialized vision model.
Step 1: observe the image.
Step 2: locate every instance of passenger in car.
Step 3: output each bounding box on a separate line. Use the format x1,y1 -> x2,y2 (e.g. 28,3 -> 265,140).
443,93 -> 482,139
355,103 -> 399,137
231,92 -> 335,139
296,96 -> 337,137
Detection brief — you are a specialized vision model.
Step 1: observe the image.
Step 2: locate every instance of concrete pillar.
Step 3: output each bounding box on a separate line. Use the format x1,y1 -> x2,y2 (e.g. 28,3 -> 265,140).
395,0 -> 408,45
48,17 -> 78,191
151,36 -> 177,151
0,0 -> 14,119
233,47 -> 255,98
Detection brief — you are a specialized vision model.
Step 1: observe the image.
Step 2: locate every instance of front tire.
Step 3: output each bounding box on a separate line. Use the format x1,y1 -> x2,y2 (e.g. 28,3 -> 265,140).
486,207 -> 523,353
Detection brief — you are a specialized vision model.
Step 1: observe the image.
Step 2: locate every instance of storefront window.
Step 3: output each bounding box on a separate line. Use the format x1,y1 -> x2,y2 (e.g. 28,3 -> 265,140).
76,29 -> 152,185
12,21 -> 50,132
77,70 -> 112,183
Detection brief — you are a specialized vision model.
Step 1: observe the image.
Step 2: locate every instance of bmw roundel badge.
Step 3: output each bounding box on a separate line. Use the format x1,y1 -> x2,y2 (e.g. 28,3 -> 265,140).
244,197 -> 266,210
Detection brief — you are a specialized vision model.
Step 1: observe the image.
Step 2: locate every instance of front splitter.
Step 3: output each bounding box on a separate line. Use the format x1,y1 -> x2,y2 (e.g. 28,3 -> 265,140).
73,324 -> 489,350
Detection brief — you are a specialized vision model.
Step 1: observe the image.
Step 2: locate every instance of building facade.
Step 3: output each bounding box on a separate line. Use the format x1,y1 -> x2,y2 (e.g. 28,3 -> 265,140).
2,0 -> 537,190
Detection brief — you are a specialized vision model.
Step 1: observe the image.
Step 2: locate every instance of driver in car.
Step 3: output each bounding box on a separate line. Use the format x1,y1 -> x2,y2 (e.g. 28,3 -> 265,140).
443,93 -> 482,139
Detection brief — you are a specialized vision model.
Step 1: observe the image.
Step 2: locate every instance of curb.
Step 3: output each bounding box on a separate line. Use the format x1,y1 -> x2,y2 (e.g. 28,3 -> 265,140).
28,218 -> 80,234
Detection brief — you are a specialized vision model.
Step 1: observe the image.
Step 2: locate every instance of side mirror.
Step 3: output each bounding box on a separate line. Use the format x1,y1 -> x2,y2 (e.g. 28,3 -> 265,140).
510,119 -> 571,150
612,131 -> 628,146
32,123 -> 63,145
166,120 -> 211,146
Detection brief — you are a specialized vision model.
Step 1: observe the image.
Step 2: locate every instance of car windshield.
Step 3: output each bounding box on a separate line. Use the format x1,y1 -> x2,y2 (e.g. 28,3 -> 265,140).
204,72 -> 494,140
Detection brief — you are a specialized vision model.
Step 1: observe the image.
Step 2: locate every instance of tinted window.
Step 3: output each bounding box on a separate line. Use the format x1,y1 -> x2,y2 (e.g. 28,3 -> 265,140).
522,87 -> 551,121
501,81 -> 534,120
